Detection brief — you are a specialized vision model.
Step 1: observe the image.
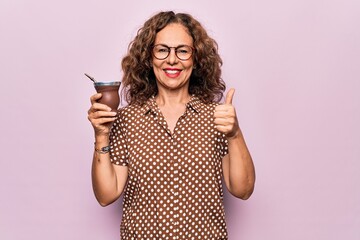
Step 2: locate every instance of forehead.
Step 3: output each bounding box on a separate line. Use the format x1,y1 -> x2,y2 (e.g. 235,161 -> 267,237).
154,23 -> 193,46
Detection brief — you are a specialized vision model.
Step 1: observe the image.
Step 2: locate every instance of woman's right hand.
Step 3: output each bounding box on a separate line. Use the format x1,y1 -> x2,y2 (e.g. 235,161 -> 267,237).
87,93 -> 117,137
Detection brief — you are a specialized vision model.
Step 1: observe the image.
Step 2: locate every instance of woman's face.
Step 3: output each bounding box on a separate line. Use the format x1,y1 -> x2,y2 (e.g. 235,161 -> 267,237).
152,23 -> 194,92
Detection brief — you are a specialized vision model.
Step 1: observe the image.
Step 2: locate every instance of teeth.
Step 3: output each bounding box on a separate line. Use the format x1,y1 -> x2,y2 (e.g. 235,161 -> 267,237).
165,70 -> 180,74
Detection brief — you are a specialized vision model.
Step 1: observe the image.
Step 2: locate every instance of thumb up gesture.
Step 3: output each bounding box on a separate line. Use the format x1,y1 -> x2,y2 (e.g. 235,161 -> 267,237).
214,88 -> 240,139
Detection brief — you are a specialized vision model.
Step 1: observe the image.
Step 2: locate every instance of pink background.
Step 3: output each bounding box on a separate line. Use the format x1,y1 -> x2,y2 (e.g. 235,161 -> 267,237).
1,0 -> 359,239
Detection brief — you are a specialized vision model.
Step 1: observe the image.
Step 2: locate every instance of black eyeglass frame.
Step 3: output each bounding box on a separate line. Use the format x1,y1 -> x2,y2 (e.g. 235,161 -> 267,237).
152,44 -> 195,61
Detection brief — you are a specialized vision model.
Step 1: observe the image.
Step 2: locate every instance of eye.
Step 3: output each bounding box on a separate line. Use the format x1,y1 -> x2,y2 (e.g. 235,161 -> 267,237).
177,47 -> 189,54
155,46 -> 169,53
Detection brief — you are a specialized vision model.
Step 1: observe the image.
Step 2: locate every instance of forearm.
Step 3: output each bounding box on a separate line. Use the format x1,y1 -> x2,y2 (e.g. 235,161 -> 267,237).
91,135 -> 119,206
226,129 -> 255,199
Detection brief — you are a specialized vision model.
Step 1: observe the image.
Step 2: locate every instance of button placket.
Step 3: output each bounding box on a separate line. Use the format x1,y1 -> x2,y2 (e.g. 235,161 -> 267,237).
170,136 -> 181,234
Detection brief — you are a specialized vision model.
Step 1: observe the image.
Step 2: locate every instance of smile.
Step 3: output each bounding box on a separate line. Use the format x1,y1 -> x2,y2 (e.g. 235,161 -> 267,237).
164,68 -> 182,78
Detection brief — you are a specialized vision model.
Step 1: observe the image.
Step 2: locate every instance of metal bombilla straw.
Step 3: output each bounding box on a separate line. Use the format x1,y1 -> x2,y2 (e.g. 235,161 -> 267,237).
84,73 -> 97,83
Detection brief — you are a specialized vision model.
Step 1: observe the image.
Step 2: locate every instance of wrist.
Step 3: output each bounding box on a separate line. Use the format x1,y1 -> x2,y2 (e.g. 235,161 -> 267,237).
95,134 -> 110,146
94,144 -> 110,154
227,129 -> 243,141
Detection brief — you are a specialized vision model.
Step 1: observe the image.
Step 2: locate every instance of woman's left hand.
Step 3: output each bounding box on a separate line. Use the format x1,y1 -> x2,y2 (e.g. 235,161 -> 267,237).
214,88 -> 241,139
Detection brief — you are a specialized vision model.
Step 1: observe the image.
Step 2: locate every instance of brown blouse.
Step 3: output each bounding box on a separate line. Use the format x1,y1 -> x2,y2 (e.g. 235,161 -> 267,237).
110,96 -> 229,239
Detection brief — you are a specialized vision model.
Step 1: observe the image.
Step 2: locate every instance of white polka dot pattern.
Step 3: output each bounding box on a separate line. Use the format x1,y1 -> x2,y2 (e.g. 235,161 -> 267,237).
110,96 -> 229,239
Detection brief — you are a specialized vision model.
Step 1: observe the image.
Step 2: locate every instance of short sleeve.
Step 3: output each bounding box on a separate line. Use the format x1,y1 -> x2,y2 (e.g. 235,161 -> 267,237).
213,103 -> 229,158
218,132 -> 229,158
109,111 -> 129,166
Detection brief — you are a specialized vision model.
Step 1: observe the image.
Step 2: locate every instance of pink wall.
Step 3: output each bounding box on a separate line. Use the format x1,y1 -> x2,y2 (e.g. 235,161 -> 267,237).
1,0 -> 359,239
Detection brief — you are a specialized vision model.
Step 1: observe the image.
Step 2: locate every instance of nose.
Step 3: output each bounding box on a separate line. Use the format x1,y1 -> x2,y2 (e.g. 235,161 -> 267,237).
166,48 -> 178,65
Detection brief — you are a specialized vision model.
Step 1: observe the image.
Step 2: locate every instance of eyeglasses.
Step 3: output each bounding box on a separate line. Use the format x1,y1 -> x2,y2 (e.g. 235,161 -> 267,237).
152,44 -> 194,61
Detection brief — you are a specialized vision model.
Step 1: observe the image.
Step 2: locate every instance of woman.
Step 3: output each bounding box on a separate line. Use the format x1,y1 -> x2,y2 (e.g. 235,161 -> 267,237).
88,11 -> 255,239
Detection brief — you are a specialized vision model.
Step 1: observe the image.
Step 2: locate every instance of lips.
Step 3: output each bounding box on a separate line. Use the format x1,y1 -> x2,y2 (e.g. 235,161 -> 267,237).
164,68 -> 182,78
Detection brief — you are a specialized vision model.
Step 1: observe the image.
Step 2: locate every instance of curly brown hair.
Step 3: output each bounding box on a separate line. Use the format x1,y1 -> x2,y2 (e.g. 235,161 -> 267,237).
121,11 -> 225,105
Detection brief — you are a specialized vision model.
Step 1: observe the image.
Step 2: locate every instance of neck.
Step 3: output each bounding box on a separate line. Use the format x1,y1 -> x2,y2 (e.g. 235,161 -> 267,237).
155,89 -> 191,107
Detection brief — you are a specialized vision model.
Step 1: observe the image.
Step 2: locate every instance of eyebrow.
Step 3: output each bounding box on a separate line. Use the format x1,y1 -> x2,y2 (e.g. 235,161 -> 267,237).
155,44 -> 190,48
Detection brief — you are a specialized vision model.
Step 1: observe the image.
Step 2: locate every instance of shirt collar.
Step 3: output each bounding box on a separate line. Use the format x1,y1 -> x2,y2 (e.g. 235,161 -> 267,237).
186,95 -> 203,113
141,96 -> 156,115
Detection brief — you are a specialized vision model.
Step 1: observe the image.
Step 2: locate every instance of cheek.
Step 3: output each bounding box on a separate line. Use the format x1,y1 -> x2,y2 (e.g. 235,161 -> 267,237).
152,60 -> 161,71
185,60 -> 194,69
152,65 -> 163,80
152,57 -> 162,67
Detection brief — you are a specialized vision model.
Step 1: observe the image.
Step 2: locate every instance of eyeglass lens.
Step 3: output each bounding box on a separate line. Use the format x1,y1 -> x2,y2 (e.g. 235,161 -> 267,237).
153,45 -> 193,60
